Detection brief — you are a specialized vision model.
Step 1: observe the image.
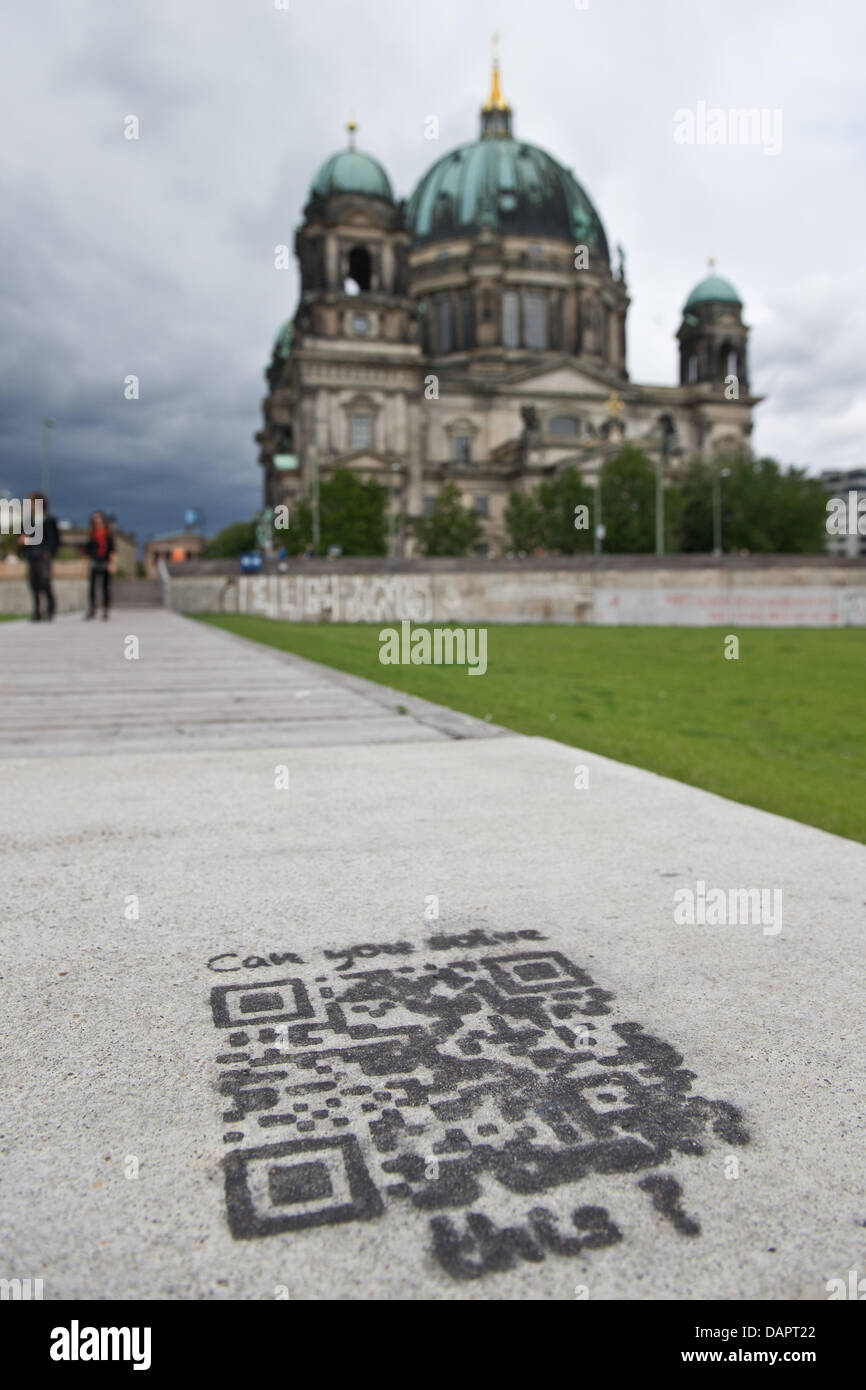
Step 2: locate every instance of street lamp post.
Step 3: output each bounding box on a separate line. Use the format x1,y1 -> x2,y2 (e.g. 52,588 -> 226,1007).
655,457 -> 664,556
656,413 -> 675,556
593,470 -> 603,555
712,466 -> 731,557
389,463 -> 401,559
311,443 -> 321,554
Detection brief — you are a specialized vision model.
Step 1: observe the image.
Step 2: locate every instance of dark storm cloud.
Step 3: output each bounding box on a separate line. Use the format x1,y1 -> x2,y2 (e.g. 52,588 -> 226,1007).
1,0 -> 863,541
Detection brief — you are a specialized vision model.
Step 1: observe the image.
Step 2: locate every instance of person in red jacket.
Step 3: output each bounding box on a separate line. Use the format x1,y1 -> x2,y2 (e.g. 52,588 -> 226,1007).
82,511 -> 116,620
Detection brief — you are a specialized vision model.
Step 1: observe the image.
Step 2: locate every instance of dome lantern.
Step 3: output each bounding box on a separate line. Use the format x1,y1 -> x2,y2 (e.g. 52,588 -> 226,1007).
480,32 -> 513,139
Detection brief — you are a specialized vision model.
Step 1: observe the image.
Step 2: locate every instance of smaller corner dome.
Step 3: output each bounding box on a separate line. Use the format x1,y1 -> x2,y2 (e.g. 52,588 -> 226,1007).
310,148 -> 394,202
273,320 -> 294,359
684,273 -> 742,311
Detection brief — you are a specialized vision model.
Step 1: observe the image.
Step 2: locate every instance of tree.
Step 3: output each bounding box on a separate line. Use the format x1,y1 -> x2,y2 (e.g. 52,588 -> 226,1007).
315,469 -> 387,556
538,468 -> 595,553
504,489 -> 544,552
505,469 -> 596,554
677,453 -> 827,553
598,446 -> 660,553
202,520 -> 257,558
413,483 -> 482,557
231,471 -> 389,558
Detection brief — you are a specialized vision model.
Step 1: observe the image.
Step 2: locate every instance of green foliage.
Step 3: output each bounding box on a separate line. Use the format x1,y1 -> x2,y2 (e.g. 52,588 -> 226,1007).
506,454 -> 672,555
504,490 -> 544,552
677,453 -> 827,553
319,470 -> 387,555
281,470 -> 388,556
202,520 -> 257,558
537,468 -> 595,554
413,482 -> 481,557
598,445 -> 660,553
506,469 -> 594,554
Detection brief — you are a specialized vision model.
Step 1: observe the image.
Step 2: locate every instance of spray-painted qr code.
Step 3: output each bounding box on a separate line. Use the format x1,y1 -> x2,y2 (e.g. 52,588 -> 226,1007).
209,933 -> 748,1280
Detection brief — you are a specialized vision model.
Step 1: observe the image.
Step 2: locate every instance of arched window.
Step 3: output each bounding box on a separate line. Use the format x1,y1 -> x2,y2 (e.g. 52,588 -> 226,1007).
688,354 -> 699,384
595,301 -> 605,355
345,245 -> 371,294
460,292 -> 475,350
502,291 -> 519,348
524,291 -> 547,350
725,348 -> 738,378
436,296 -> 453,353
350,414 -> 373,450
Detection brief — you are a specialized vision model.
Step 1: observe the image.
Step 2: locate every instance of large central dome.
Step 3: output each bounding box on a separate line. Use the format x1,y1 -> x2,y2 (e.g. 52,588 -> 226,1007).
407,66 -> 609,259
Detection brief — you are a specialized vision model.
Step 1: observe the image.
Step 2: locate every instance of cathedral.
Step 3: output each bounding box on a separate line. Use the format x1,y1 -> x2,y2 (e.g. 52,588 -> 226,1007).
257,55 -> 761,556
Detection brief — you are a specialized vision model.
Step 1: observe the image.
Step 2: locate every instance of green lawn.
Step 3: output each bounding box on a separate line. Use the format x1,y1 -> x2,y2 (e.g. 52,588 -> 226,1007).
197,616 -> 866,843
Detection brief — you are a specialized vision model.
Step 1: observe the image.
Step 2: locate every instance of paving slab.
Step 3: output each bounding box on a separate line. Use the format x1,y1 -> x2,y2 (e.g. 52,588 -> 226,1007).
0,613 -> 864,1301
0,611 -> 509,757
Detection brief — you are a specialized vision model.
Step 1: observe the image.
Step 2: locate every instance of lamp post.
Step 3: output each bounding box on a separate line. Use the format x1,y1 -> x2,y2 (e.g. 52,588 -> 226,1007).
389,463 -> 401,559
712,466 -> 731,557
656,413 -> 676,556
311,442 -> 321,555
41,418 -> 55,495
593,469 -> 604,555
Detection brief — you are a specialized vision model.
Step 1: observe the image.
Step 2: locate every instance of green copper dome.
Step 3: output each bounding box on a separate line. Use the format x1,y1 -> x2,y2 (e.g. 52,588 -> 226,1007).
408,137 -> 609,257
310,148 -> 394,203
273,320 -> 294,359
684,274 -> 742,310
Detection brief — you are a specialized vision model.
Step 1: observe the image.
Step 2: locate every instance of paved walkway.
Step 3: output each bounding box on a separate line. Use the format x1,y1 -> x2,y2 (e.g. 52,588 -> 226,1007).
0,611 -> 508,757
1,611 -> 864,1300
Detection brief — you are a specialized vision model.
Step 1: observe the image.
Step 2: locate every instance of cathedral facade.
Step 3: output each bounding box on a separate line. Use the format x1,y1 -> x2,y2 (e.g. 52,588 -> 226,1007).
257,60 -> 761,555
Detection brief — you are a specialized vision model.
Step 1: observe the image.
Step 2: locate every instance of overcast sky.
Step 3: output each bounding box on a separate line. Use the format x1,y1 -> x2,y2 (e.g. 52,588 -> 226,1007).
1,0 -> 864,539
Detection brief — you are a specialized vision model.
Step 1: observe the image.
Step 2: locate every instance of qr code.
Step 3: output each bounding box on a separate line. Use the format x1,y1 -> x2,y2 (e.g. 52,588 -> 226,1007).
209,938 -> 748,1280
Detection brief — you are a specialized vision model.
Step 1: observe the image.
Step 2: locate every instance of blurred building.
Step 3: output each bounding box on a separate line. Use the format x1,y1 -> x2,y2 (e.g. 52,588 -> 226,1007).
258,55 -> 762,556
144,530 -> 204,579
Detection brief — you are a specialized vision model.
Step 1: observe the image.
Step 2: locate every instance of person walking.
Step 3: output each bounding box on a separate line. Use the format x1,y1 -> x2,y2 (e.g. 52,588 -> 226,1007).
82,511 -> 116,620
18,491 -> 60,621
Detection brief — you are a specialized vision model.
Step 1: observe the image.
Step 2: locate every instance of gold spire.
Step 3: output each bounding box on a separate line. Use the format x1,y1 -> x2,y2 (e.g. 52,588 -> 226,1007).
346,118 -> 357,150
483,31 -> 509,112
707,256 -> 716,271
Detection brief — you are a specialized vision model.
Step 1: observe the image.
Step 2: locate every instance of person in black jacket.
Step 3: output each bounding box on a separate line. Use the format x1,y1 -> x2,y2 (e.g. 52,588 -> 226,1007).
82,511 -> 116,620
18,491 -> 60,621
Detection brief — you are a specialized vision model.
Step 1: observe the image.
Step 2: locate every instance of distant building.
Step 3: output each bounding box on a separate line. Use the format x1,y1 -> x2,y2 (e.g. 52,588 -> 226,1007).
821,468 -> 866,558
258,53 -> 762,556
145,530 -> 204,579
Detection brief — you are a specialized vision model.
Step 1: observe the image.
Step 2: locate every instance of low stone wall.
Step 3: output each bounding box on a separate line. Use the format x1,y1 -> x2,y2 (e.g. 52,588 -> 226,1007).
164,559 -> 866,627
0,578 -> 89,615
6,562 -> 862,625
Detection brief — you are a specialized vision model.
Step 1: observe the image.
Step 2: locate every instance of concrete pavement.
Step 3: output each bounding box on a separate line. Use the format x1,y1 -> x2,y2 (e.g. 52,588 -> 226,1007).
0,610 -> 509,757
1,612 -> 864,1300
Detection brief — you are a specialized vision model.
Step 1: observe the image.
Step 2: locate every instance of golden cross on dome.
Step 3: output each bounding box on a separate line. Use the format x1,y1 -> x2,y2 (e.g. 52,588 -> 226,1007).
707,256 -> 716,270
606,390 -> 625,420
346,119 -> 357,150
484,31 -> 508,111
